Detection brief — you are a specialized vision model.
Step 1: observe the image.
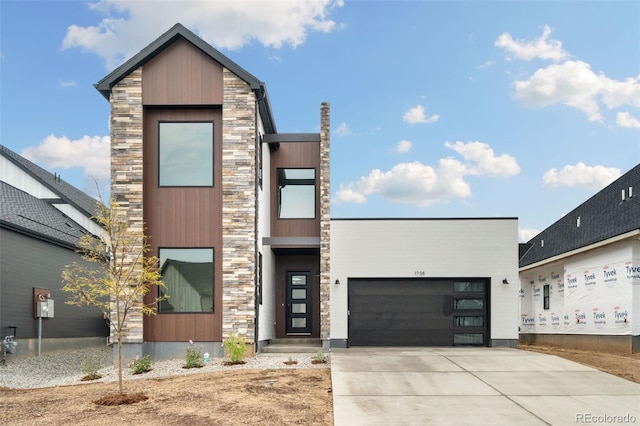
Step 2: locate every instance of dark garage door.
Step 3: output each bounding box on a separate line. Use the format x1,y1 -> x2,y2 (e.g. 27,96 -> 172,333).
348,278 -> 488,346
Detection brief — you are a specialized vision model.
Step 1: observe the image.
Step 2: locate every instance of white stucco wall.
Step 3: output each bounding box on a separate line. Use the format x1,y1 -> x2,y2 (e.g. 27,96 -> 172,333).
257,136 -> 276,342
330,218 -> 520,344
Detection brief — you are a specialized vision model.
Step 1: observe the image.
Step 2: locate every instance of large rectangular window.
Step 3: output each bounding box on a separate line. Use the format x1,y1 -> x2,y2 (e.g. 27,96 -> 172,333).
159,122 -> 213,186
159,248 -> 214,313
277,168 -> 315,218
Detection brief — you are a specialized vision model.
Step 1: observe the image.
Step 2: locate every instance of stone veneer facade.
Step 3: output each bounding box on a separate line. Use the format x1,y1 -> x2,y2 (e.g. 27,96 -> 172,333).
109,67 -> 326,352
320,103 -> 331,350
109,69 -> 144,344
221,69 -> 257,346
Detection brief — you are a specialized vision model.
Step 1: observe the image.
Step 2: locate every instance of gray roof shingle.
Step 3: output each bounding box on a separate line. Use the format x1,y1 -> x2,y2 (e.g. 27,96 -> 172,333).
0,144 -> 100,218
0,181 -> 89,248
520,163 -> 640,268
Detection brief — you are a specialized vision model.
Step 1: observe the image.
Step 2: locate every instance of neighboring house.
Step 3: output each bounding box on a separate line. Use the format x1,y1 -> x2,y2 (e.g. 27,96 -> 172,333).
96,23 -> 519,360
0,145 -> 108,356
519,164 -> 640,353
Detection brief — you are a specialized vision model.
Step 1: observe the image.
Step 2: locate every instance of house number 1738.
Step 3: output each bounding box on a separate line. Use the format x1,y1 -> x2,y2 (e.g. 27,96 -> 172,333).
414,271 -> 426,276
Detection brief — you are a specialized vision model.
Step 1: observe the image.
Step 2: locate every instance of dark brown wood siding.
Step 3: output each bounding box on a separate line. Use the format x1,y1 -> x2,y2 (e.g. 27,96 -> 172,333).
270,142 -> 320,238
142,38 -> 223,106
275,253 -> 320,338
143,108 -> 222,342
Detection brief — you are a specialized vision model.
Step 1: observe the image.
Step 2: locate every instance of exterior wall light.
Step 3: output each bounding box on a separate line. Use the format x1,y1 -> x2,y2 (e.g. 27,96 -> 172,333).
502,278 -> 509,285
334,279 -> 340,285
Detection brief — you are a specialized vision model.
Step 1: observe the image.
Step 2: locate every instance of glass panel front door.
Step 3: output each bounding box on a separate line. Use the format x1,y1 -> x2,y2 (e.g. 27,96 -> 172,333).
286,271 -> 312,334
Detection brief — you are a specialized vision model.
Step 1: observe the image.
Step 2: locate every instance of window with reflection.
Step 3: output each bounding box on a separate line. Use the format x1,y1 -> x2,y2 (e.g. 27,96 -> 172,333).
277,168 -> 315,218
159,122 -> 213,186
158,248 -> 214,313
453,299 -> 484,310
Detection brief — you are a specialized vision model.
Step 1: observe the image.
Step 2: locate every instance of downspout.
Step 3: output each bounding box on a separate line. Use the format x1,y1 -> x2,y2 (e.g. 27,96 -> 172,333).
253,89 -> 263,352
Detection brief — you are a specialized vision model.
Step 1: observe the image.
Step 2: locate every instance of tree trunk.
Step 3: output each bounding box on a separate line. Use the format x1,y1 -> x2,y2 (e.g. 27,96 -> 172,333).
117,332 -> 123,394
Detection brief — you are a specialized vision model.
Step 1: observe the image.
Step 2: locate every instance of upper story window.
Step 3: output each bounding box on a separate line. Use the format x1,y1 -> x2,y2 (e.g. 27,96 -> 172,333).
159,122 -> 213,186
277,168 -> 315,219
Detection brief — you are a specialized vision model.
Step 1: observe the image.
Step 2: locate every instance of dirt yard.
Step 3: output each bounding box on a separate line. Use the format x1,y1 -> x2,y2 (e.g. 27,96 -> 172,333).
0,368 -> 333,426
519,344 -> 640,384
1,345 -> 638,426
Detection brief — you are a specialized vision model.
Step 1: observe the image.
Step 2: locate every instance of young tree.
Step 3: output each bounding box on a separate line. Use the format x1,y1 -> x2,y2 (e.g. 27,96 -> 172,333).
62,198 -> 164,395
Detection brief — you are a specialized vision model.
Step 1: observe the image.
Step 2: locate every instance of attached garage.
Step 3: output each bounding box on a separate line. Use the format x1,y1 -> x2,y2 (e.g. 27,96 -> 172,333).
348,278 -> 489,346
330,218 -> 519,348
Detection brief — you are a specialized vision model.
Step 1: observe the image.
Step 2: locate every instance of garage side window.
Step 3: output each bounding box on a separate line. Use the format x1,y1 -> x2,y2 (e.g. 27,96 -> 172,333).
158,248 -> 214,313
159,122 -> 214,186
277,168 -> 315,218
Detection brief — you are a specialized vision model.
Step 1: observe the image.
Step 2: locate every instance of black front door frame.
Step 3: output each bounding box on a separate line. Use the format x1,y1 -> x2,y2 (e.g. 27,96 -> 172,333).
285,271 -> 312,335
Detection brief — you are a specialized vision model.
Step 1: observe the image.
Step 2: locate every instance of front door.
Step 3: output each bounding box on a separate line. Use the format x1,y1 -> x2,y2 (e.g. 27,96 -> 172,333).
286,271 -> 312,335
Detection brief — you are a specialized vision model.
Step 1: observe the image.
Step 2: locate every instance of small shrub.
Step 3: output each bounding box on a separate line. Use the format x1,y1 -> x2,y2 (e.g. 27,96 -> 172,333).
185,340 -> 204,368
222,332 -> 247,364
311,350 -> 326,364
81,357 -> 102,381
283,355 -> 298,366
130,355 -> 152,374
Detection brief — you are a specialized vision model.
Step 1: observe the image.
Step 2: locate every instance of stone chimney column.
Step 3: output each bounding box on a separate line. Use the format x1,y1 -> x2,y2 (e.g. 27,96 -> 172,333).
319,102 -> 331,350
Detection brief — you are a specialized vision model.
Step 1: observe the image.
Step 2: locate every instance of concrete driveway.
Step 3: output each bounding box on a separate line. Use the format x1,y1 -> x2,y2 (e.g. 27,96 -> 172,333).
330,347 -> 640,426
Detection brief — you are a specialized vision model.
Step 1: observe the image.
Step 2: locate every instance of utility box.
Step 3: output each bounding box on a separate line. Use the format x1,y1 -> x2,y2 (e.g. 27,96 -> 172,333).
37,299 -> 54,318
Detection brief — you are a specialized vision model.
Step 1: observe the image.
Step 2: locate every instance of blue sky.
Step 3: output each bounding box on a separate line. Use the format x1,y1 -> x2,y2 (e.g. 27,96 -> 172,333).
1,1 -> 639,242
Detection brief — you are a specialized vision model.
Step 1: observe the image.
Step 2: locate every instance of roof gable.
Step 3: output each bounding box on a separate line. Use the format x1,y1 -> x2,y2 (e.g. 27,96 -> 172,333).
94,23 -> 275,133
520,163 -> 640,267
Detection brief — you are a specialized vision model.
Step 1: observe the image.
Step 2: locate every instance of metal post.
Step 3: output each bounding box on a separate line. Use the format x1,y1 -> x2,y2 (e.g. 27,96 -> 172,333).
38,316 -> 42,357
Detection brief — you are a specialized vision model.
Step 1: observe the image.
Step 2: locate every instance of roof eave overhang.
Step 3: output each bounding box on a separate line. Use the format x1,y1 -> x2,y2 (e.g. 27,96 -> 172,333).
519,228 -> 640,272
0,220 -> 80,251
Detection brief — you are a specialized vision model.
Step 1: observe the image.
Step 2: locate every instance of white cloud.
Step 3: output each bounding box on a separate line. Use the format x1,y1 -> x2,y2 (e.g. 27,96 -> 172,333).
514,60 -> 603,121
616,111 -> 640,128
58,80 -> 77,88
542,162 -> 620,190
21,135 -> 111,180
334,185 -> 367,204
600,74 -> 640,109
495,24 -> 569,62
519,228 -> 541,243
444,141 -> 520,177
61,1 -> 344,69
513,61 -> 640,122
394,140 -> 412,153
334,122 -> 350,136
334,141 -> 519,206
477,60 -> 495,69
403,105 -> 439,125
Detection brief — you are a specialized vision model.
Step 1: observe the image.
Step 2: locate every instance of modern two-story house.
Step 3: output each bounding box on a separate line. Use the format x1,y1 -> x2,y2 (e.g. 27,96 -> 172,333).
96,23 -> 520,360
95,23 -> 330,359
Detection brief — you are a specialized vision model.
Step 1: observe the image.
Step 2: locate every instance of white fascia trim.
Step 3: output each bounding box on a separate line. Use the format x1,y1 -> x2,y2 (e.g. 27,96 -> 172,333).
519,229 -> 640,272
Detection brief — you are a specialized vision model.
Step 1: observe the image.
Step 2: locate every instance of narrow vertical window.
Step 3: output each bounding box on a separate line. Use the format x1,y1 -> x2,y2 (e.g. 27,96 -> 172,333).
543,284 -> 550,310
159,122 -> 213,186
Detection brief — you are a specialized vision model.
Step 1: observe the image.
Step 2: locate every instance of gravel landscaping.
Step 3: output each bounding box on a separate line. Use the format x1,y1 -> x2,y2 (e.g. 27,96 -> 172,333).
0,345 -> 329,389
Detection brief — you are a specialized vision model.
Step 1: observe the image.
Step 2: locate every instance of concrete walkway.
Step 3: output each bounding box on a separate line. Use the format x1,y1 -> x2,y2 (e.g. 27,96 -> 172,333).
330,347 -> 640,426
